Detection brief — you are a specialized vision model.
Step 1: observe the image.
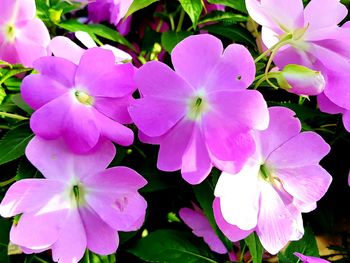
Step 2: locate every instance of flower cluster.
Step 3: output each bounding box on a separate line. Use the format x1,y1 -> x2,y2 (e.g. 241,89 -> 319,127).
0,0 -> 348,262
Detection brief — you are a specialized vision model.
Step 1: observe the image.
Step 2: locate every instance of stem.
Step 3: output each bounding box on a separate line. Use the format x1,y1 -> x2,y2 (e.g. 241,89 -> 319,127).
176,9 -> 185,32
0,112 -> 28,120
169,14 -> 175,31
0,177 -> 16,187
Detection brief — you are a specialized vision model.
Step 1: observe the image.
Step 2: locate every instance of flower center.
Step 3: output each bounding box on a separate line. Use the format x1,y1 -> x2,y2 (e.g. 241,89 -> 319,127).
74,90 -> 94,106
4,24 -> 16,42
187,94 -> 209,121
70,183 -> 86,206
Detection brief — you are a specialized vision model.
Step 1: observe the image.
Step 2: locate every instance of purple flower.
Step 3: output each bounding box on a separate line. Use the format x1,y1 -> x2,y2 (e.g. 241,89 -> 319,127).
0,136 -> 147,263
214,107 -> 332,254
21,47 -> 136,153
129,34 -> 269,184
0,0 -> 50,66
294,252 -> 330,263
179,205 -> 228,254
246,0 -> 350,110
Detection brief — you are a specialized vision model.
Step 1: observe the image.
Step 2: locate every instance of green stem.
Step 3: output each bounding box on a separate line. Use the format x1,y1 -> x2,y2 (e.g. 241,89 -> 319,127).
176,9 -> 185,32
169,14 -> 175,31
0,112 -> 28,120
0,177 -> 16,187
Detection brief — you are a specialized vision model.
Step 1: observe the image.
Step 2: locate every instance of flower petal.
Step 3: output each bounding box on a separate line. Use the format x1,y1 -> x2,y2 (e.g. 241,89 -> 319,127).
50,36 -> 85,64
171,34 -> 223,88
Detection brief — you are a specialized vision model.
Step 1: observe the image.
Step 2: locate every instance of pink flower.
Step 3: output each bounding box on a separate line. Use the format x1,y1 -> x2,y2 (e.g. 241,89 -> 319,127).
129,34 -> 269,184
50,32 -> 132,65
317,93 -> 350,132
21,47 -> 135,153
179,205 -> 228,254
294,252 -> 330,263
246,0 -> 350,109
0,137 -> 147,263
214,107 -> 332,254
0,0 -> 50,66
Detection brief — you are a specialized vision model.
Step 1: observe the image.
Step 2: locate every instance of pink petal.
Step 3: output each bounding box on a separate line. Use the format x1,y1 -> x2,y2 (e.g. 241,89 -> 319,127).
179,208 -> 227,254
51,210 -> 86,263
181,126 -> 212,185
62,104 -> 100,153
213,198 -> 253,242
2,0 -> 36,23
276,165 -> 332,205
294,252 -> 331,263
129,97 -> 186,137
75,48 -> 136,97
0,179 -> 65,217
304,0 -> 347,31
157,120 -> 194,171
134,61 -> 193,98
205,44 -> 256,92
256,182 -> 299,255
33,56 -> 77,88
257,107 -> 301,160
21,74 -> 68,110
171,34 -> 223,88
50,36 -> 85,64
266,132 -> 330,169
94,110 -> 134,146
317,93 -> 344,114
26,136 -> 116,181
79,207 -> 119,255
343,110 -> 350,132
10,208 -> 69,250
214,165 -> 260,230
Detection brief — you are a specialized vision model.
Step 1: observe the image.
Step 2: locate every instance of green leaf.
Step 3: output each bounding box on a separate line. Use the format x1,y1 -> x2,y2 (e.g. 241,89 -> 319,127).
0,87 -> 6,105
16,158 -> 41,180
278,227 -> 319,263
202,24 -> 256,46
207,0 -> 247,13
179,0 -> 203,28
244,232 -> 263,263
0,68 -> 32,87
0,218 -> 11,263
0,123 -> 34,166
57,20 -> 134,49
125,0 -> 159,18
11,94 -> 33,115
198,11 -> 247,25
161,31 -> 193,53
128,229 -> 218,263
84,251 -> 116,263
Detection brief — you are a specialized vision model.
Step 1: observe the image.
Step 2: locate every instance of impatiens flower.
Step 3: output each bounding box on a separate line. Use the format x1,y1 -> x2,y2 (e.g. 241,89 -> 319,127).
129,34 -> 269,184
50,31 -> 132,64
179,205 -> 228,254
21,47 -> 136,153
214,106 -> 332,254
0,137 -> 147,263
277,64 -> 325,96
294,252 -> 330,263
246,0 -> 350,109
0,0 -> 50,66
317,93 -> 350,132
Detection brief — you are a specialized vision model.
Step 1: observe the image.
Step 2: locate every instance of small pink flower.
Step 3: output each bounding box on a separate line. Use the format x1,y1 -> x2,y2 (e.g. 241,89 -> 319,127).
214,107 -> 332,254
21,47 -> 136,153
0,0 -> 50,66
129,34 -> 269,184
294,252 -> 330,263
0,137 -> 147,263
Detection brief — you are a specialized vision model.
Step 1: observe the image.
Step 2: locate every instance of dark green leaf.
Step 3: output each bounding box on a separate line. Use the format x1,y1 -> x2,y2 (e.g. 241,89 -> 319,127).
199,11 -> 247,25
278,227 -> 319,263
125,0 -> 159,18
207,0 -> 247,13
11,94 -> 33,115
161,31 -> 193,53
16,158 -> 41,180
0,68 -> 32,87
128,229 -> 218,263
0,123 -> 34,166
244,232 -> 263,263
0,218 -> 11,263
179,0 -> 203,28
202,24 -> 256,46
84,251 -> 116,263
57,20 -> 134,49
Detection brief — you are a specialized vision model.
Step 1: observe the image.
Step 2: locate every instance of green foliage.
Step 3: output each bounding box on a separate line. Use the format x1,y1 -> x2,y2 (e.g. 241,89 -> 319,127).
244,232 -> 263,263
128,229 -> 218,262
0,123 -> 34,166
198,11 -> 247,25
179,0 -> 203,28
278,227 -> 319,263
125,0 -> 159,18
207,0 -> 247,13
161,31 -> 193,53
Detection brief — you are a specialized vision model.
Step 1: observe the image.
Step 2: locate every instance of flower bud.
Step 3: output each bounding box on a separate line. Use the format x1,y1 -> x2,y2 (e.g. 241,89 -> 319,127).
278,64 -> 325,96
